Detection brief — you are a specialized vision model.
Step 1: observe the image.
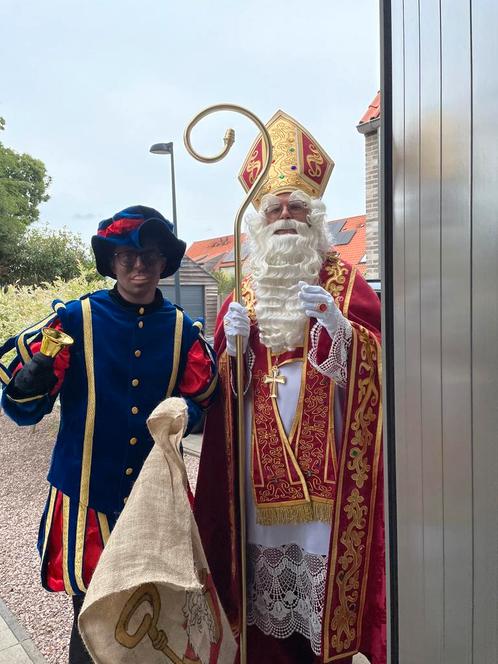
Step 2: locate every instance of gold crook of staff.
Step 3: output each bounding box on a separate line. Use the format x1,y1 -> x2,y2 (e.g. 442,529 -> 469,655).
184,104 -> 272,664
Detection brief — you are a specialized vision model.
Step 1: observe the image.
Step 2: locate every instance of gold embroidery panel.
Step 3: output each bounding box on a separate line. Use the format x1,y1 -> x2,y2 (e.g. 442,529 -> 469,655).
324,326 -> 382,659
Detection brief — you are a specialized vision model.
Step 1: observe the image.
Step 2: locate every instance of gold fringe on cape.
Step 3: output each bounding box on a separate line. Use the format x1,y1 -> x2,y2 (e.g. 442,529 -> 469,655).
256,499 -> 333,526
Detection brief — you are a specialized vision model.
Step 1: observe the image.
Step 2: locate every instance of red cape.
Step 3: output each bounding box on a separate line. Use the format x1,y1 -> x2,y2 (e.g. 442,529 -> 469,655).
194,257 -> 386,663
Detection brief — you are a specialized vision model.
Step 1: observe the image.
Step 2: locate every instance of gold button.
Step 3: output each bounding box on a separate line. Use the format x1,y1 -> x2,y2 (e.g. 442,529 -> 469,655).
131,378 -> 139,387
123,496 -> 128,504
131,406 -> 139,415
134,350 -> 141,358
138,320 -> 144,328
138,307 -> 145,315
125,467 -> 133,476
129,437 -> 138,445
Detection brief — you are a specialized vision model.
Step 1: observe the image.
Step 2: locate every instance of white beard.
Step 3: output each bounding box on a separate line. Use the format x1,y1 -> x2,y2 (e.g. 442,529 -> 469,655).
246,215 -> 330,354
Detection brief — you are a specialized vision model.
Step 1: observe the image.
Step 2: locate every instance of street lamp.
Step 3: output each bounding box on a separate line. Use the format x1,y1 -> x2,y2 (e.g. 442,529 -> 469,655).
149,141 -> 181,307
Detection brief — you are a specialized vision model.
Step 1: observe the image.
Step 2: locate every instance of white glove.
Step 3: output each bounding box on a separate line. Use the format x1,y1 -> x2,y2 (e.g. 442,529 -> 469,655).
298,281 -> 344,339
223,302 -> 250,357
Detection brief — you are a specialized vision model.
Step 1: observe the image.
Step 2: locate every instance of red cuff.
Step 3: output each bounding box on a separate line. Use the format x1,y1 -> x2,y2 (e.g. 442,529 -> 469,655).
314,324 -> 333,365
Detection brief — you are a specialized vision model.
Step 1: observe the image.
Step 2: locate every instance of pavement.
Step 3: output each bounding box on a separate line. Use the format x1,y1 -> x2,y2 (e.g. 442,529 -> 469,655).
182,431 -> 202,457
0,599 -> 45,664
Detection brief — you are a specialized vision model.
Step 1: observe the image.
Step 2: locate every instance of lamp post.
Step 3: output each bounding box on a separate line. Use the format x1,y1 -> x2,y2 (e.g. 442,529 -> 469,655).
149,141 -> 181,307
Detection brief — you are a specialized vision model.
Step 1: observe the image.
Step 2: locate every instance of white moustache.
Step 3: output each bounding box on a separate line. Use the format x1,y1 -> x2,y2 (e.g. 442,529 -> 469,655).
262,218 -> 310,237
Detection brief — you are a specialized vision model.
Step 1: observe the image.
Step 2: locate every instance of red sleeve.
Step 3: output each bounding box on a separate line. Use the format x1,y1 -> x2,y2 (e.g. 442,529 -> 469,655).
345,269 -> 381,340
178,339 -> 215,404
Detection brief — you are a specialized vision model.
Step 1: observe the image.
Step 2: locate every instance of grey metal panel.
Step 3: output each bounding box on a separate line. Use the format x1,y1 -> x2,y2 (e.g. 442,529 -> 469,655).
389,0 -> 498,660
390,0 -> 412,659
471,3 -> 498,661
418,1 -> 444,660
440,2 -> 473,661
397,1 -> 426,661
388,0 -> 497,662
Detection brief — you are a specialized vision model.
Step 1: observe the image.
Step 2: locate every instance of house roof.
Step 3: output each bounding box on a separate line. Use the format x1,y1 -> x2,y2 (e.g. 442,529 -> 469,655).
186,234 -> 247,265
358,91 -> 381,125
329,215 -> 367,274
186,215 -> 367,273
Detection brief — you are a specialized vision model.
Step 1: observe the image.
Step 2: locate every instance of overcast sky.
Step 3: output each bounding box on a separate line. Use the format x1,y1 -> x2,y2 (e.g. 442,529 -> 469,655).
0,1 -> 380,248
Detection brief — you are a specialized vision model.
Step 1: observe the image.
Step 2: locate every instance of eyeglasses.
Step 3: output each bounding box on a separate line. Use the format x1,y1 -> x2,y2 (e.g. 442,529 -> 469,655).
113,249 -> 165,269
262,200 -> 309,219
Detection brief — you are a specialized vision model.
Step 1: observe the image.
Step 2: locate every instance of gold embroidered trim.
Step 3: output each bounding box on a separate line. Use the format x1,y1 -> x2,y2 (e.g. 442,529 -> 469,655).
79,297 -> 96,507
62,493 -> 75,595
324,330 -> 359,656
256,498 -> 333,526
250,309 -> 337,523
0,366 -> 11,386
191,372 -> 218,403
74,502 -> 88,593
324,326 -> 382,659
354,335 -> 383,630
241,280 -> 256,322
74,297 -> 96,592
97,512 -> 111,546
6,392 -> 47,403
40,486 -> 57,562
343,267 -> 357,318
165,309 -> 183,398
17,313 -> 57,364
357,400 -> 383,635
323,259 -> 348,302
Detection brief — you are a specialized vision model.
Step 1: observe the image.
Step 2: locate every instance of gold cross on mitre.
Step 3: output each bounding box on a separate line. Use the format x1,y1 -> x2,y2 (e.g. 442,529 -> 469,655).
263,365 -> 286,399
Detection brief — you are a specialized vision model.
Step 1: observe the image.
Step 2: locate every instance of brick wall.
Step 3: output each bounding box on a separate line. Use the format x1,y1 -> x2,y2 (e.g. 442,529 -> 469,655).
364,130 -> 379,279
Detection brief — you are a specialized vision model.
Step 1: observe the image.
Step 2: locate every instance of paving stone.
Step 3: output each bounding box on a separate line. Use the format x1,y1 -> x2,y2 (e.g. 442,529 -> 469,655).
0,617 -> 17,651
0,644 -> 32,663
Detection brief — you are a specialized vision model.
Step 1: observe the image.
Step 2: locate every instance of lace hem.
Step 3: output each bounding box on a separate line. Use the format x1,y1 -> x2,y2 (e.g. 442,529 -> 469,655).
308,318 -> 352,387
247,542 -> 327,656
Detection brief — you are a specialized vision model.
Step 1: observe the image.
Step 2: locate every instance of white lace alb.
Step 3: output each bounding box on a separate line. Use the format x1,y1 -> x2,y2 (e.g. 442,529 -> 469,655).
247,542 -> 327,656
308,318 -> 352,387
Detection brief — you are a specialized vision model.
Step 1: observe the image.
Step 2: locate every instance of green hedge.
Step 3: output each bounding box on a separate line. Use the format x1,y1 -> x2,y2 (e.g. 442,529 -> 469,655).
0,271 -> 109,360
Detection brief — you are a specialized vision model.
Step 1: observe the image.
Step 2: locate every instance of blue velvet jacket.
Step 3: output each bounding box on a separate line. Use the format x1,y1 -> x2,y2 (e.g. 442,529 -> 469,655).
0,289 -> 217,514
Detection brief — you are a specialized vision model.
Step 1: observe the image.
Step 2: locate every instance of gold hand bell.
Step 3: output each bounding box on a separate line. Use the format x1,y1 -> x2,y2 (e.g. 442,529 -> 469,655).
40,327 -> 74,358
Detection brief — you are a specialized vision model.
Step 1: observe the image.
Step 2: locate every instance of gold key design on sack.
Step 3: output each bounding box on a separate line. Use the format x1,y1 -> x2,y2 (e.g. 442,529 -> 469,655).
115,583 -> 194,663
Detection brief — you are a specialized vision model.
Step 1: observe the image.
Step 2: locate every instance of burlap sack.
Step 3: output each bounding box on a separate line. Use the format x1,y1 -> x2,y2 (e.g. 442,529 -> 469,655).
79,397 -> 237,664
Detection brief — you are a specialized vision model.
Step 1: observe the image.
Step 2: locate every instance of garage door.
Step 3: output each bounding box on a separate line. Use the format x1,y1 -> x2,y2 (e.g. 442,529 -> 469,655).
160,284 -> 205,320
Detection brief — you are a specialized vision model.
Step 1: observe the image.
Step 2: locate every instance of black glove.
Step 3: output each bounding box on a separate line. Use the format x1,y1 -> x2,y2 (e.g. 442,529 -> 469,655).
11,352 -> 57,397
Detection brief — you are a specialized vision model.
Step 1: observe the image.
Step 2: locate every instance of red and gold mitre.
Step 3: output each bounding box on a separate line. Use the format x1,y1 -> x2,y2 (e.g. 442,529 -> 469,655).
238,109 -> 334,209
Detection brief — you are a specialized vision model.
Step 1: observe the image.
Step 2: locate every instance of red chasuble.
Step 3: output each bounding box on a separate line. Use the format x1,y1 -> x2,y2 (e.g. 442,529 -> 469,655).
194,256 -> 386,664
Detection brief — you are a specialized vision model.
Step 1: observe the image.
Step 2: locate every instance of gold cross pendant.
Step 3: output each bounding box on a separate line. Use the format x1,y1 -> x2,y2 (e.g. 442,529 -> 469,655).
263,365 -> 286,399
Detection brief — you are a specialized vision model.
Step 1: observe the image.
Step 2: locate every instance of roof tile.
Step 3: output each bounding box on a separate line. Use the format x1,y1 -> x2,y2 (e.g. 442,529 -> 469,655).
358,91 -> 381,125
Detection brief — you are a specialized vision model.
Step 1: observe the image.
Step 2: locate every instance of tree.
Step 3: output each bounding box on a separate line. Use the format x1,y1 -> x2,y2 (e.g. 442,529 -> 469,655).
7,224 -> 99,286
0,117 -> 51,280
211,269 -> 235,300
